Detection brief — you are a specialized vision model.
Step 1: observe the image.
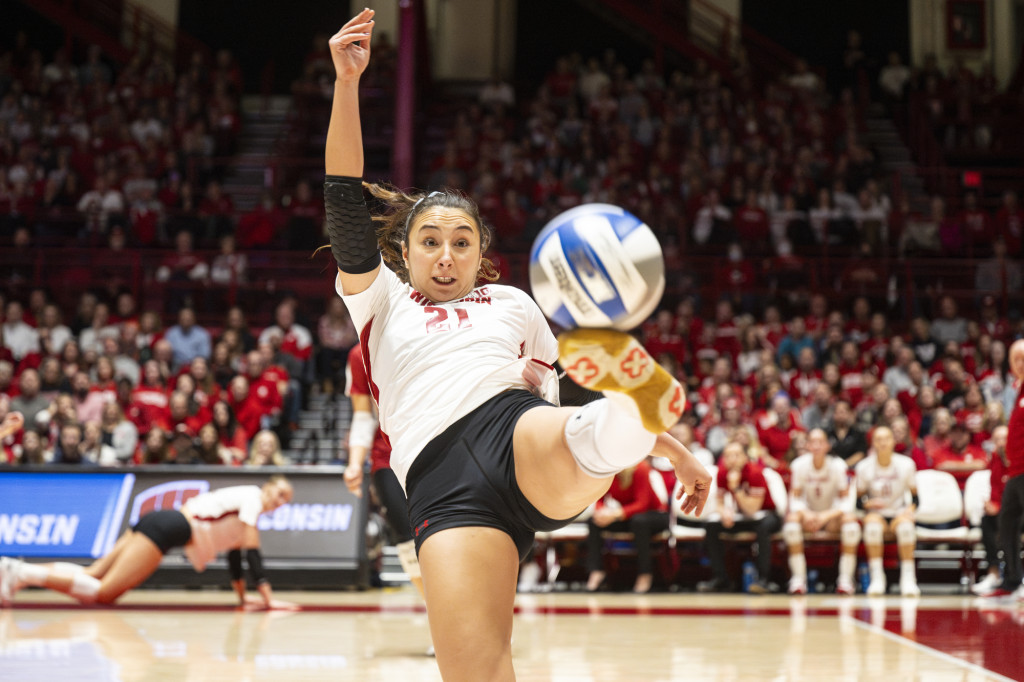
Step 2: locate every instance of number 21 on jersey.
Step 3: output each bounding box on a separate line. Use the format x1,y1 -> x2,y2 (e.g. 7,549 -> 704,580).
425,306 -> 471,333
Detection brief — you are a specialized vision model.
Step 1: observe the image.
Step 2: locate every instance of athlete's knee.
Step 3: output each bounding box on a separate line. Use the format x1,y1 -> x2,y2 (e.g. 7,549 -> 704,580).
863,520 -> 884,546
894,520 -> 916,546
841,521 -> 861,548
782,521 -> 803,547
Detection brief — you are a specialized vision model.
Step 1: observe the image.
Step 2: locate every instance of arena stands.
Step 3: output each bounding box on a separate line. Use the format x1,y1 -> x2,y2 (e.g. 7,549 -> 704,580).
1,6 -> 1021,594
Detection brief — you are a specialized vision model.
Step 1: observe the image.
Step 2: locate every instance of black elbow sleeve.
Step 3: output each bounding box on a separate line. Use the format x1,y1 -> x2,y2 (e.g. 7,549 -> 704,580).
245,548 -> 267,584
324,174 -> 381,274
227,549 -> 243,581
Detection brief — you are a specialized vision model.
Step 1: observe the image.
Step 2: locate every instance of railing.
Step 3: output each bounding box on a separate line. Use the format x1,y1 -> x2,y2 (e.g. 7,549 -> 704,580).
2,245 -> 1017,330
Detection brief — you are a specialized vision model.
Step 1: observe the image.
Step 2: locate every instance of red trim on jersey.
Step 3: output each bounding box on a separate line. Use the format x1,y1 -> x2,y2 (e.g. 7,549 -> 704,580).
531,358 -> 555,371
359,318 -> 380,405
191,511 -> 240,523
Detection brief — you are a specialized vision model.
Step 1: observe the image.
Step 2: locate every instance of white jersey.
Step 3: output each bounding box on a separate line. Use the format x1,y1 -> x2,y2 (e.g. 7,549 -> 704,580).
789,454 -> 849,512
854,453 -> 917,518
338,267 -> 559,491
181,485 -> 263,572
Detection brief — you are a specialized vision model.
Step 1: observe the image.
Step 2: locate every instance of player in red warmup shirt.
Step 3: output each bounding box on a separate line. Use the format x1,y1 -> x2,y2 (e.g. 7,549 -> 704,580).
986,340 -> 1024,599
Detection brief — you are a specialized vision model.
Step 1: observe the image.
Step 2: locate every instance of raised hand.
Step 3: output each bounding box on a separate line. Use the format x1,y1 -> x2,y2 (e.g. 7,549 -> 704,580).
0,411 -> 24,440
329,8 -> 375,82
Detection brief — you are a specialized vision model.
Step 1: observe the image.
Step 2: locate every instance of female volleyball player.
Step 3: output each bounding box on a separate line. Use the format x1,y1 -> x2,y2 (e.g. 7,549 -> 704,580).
324,10 -> 710,681
0,475 -> 294,609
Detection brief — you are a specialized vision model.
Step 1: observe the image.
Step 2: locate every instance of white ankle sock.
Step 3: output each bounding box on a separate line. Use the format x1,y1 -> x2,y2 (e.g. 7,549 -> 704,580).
564,398 -> 657,478
788,554 -> 806,581
838,554 -> 856,584
15,561 -> 49,587
900,560 -> 916,582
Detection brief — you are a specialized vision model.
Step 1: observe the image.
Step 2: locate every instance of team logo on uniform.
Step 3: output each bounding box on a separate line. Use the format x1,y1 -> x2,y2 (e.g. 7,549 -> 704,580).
129,480 -> 210,525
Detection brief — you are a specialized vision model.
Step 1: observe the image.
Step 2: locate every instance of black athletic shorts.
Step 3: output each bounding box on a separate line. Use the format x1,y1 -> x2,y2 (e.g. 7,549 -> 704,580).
133,509 -> 193,554
406,389 -> 581,561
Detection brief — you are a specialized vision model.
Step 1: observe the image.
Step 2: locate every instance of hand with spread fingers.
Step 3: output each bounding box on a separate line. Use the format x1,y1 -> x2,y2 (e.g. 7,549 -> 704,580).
330,8 -> 375,82
0,411 -> 24,440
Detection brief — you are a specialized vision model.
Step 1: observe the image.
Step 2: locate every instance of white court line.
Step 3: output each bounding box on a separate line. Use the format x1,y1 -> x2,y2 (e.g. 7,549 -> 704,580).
850,616 -> 1015,682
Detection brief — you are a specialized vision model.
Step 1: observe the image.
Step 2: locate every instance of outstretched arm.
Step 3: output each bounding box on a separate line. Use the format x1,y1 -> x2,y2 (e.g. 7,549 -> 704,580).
650,432 -> 711,516
324,9 -> 381,296
234,525 -> 298,611
325,8 -> 374,177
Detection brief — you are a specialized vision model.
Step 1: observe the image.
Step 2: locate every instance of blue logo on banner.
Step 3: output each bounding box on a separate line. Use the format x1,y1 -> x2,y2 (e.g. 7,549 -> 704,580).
0,473 -> 135,558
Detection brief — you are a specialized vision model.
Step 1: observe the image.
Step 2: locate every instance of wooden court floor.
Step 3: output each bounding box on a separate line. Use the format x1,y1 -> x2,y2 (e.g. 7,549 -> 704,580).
1,588 -> 1021,681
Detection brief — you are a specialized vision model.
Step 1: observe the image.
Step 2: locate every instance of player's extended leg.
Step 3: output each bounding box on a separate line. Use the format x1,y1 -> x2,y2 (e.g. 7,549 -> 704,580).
513,329 -> 689,522
891,514 -> 919,596
418,527 -> 519,682
84,530 -> 136,579
836,515 -> 861,595
6,532 -> 163,604
782,512 -> 807,594
863,513 -> 887,595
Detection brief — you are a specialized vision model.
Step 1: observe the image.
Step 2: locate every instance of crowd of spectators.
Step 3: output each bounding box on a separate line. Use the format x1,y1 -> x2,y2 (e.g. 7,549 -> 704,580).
0,287 -> 358,467
640,290 -> 1017,495
0,35 -> 327,255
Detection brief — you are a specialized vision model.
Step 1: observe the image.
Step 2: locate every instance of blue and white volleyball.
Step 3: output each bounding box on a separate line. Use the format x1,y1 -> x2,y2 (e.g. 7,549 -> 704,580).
529,203 -> 665,331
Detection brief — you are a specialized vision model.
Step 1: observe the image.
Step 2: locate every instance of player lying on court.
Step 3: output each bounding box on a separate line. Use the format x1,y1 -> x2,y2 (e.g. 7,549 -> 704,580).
0,467 -> 295,609
324,10 -> 711,681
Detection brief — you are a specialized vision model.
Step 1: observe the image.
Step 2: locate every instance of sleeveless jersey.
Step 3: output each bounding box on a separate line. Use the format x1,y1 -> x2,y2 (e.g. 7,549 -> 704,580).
181,485 -> 263,572
338,267 -> 559,491
789,453 -> 849,512
854,453 -> 917,517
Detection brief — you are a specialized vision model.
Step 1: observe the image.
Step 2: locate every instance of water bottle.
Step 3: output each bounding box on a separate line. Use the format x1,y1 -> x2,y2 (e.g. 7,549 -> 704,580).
742,561 -> 757,593
858,562 -> 870,594
808,569 -> 819,594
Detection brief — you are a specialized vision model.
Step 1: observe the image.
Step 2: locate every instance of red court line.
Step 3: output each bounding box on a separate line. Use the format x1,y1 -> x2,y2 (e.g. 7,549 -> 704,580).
6,602 -> 843,617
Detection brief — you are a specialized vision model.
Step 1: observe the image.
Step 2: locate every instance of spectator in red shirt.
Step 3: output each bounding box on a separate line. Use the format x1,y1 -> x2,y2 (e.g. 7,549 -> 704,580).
166,390 -> 208,436
236,191 -> 285,249
226,375 -> 263,441
197,179 -> 235,245
698,442 -> 782,593
211,399 -> 249,463
733,189 -> 770,250
127,360 -> 170,435
972,424 -> 1009,594
933,421 -> 988,487
756,392 -> 805,467
584,460 -> 669,594
284,180 -> 324,251
923,407 -> 954,465
788,347 -> 821,406
994,190 -> 1024,256
959,190 -> 993,256
644,309 -> 688,368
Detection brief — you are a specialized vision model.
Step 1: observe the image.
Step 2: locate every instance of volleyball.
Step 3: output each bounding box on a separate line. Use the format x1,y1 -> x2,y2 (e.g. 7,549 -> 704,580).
529,203 -> 665,331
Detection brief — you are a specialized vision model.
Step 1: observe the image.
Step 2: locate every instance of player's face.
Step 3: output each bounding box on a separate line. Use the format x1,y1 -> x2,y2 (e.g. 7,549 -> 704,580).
404,208 -> 482,303
263,481 -> 293,512
872,427 -> 894,456
1011,342 -> 1024,381
807,430 -> 828,458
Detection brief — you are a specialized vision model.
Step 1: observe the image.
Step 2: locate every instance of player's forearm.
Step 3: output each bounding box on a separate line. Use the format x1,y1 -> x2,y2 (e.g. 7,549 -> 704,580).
326,80 -> 363,177
347,445 -> 369,469
735,491 -> 764,517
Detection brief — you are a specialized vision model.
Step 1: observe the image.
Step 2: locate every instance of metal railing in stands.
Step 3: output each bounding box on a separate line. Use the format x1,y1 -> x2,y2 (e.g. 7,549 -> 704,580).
1,246 -> 1019,329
